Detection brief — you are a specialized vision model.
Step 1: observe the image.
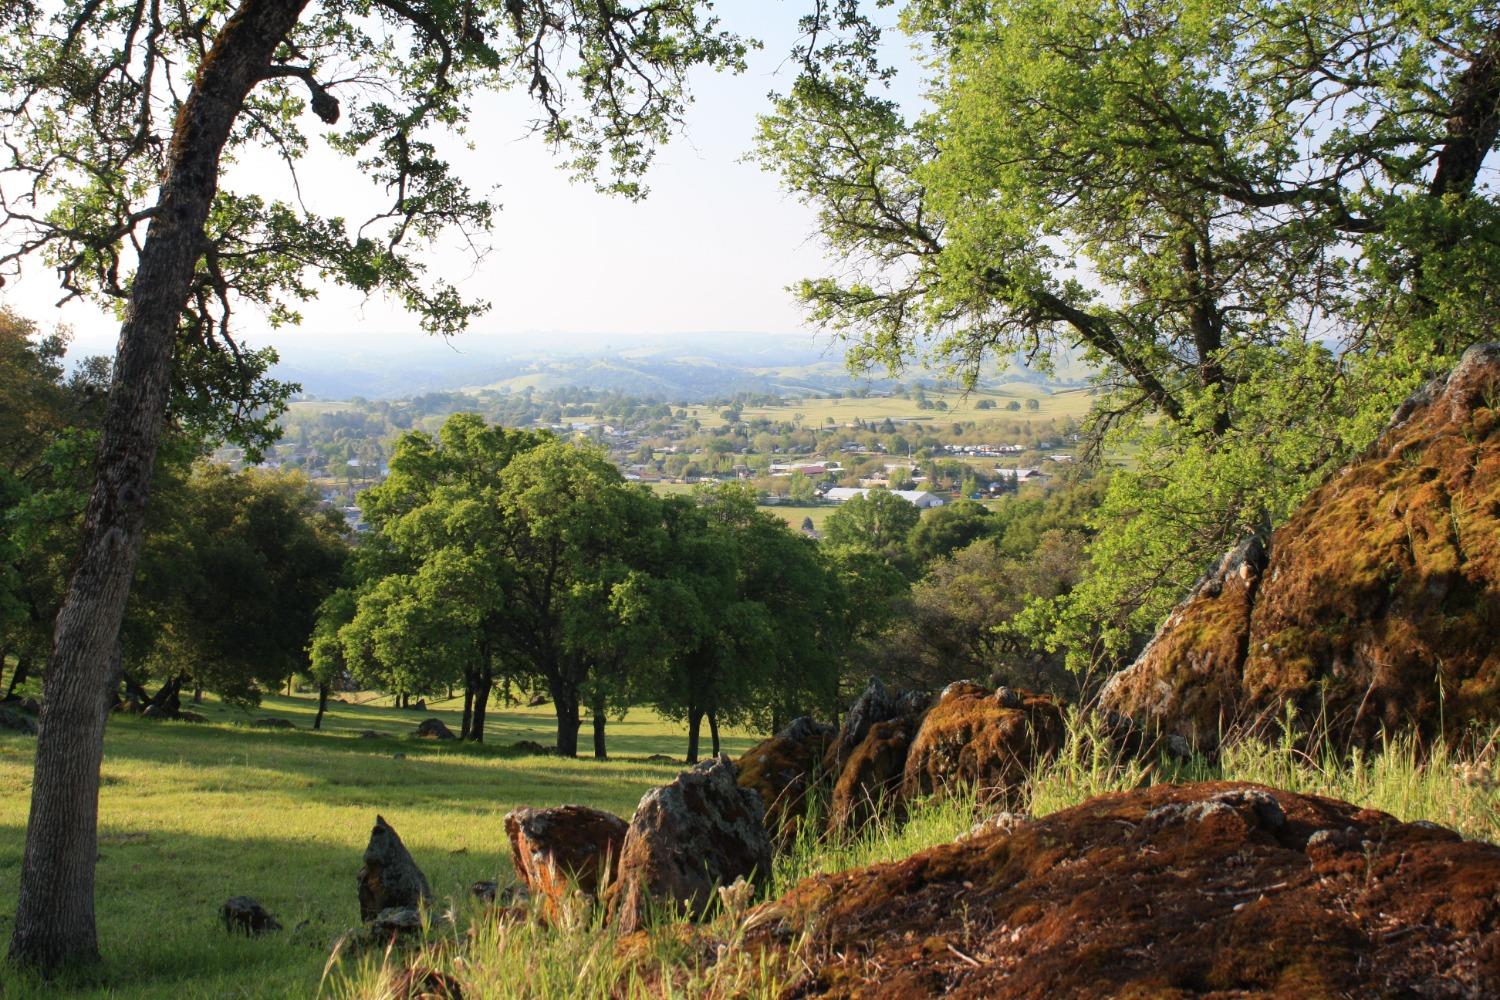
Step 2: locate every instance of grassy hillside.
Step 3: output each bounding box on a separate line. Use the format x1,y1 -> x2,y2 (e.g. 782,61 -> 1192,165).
0,695 -> 755,999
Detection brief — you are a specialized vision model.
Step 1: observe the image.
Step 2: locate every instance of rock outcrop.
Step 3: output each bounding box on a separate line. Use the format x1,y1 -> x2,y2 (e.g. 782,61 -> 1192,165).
745,781 -> 1500,998
504,805 -> 627,918
900,682 -> 1067,806
357,815 -> 433,921
825,678 -> 931,777
610,755 -> 772,933
736,716 -> 835,841
1104,343 -> 1500,749
828,717 -> 921,834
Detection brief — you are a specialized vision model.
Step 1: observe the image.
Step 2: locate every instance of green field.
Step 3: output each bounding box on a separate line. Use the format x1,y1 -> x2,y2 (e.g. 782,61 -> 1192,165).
0,695 -> 758,999
690,382 -> 1095,428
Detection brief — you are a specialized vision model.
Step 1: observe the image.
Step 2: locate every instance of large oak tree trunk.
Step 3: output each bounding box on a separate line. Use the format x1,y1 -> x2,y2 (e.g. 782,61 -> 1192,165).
8,0 -> 311,972
708,711 -> 721,758
471,666 -> 492,743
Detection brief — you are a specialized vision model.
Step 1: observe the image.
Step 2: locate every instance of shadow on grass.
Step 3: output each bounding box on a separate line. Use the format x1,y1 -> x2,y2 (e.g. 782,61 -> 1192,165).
0,823 -> 506,1000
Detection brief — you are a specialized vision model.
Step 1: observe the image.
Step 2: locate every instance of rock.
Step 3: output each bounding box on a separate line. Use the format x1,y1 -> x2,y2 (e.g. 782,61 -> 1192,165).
745,781 -> 1500,998
414,718 -> 455,740
643,753 -> 677,763
509,739 -> 551,754
0,705 -> 37,736
219,895 -> 282,935
736,716 -> 835,842
389,966 -> 464,1000
900,682 -> 1067,806
825,678 -> 931,777
470,880 -> 498,903
357,815 -> 433,921
504,805 -> 627,918
358,729 -> 384,739
527,693 -> 548,707
252,717 -> 295,729
828,716 -> 921,834
610,755 -> 773,933
1104,343 -> 1500,750
176,711 -> 206,723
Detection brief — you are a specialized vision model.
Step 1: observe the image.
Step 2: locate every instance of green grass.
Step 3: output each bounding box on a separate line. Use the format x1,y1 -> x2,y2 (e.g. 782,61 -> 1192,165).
0,694 -> 757,999
325,711 -> 1499,999
5,695 -> 1494,999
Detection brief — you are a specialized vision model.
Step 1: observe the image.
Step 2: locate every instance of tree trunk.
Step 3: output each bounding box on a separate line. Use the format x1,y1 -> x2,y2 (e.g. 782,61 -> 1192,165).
552,682 -> 580,757
192,685 -> 204,705
592,693 -> 607,760
686,706 -> 704,764
471,672 -> 491,743
145,675 -> 184,717
5,652 -> 31,700
460,679 -> 474,741
9,0 -> 313,972
708,711 -> 721,758
313,683 -> 329,730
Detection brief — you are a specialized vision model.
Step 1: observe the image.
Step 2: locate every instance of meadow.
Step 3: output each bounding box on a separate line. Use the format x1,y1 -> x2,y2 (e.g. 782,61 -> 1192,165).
687,382 -> 1096,429
0,694 -> 756,999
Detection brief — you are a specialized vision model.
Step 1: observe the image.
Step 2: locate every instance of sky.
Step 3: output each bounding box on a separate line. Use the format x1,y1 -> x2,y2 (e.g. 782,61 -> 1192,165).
2,3 -> 919,366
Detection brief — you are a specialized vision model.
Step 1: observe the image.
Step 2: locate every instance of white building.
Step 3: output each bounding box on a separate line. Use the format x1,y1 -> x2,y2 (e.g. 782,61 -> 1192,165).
824,487 -> 946,509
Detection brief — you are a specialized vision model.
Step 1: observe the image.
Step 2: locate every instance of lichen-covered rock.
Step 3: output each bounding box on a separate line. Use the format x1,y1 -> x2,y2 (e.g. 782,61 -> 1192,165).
744,781 -> 1500,998
609,755 -> 773,933
736,716 -> 835,842
357,815 -> 433,921
900,682 -> 1066,806
504,804 -> 627,918
414,718 -> 455,740
390,966 -> 465,1000
828,717 -> 920,834
1105,343 -> 1500,750
0,705 -> 37,736
825,678 -> 930,777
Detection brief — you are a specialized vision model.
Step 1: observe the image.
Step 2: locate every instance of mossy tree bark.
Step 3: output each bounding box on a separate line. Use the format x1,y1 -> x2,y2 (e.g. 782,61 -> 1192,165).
7,0 -> 310,972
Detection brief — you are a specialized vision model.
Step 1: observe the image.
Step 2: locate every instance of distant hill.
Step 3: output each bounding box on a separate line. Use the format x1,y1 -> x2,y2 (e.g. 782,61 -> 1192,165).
271,331 -> 1093,400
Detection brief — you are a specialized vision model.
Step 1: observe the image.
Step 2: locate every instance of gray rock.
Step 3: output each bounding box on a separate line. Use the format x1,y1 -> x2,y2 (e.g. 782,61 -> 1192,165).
610,755 -> 773,933
357,814 -> 433,921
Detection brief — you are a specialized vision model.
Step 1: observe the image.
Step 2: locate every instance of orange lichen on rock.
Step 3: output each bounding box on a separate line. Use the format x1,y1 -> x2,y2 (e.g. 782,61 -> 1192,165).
828,717 -> 920,834
736,717 -> 835,843
899,682 -> 1066,806
743,781 -> 1500,998
1105,343 -> 1500,748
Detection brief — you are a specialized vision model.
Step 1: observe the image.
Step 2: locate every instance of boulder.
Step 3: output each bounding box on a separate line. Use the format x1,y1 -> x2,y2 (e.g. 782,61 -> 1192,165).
176,711 -> 207,723
219,895 -> 281,935
508,739 -> 551,754
828,716 -> 921,834
357,815 -> 433,921
504,805 -> 627,918
824,677 -> 930,777
736,716 -> 836,842
252,717 -> 295,729
414,718 -> 455,740
610,755 -> 773,933
900,682 -> 1067,806
1104,343 -> 1500,750
745,781 -> 1500,998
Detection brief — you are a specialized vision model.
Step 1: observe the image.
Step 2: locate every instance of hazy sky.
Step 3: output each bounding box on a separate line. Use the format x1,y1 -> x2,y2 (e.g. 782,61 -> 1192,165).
3,3 -> 918,364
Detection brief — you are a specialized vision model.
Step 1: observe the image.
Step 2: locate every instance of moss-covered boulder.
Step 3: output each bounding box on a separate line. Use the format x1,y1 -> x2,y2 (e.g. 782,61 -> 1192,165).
736,717 -> 835,843
900,682 -> 1067,806
1104,343 -> 1500,750
744,782 -> 1500,998
504,804 -> 627,920
828,717 -> 921,834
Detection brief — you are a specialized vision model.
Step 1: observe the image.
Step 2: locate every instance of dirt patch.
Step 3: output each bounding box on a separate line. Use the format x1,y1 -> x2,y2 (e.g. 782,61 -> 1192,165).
745,781 -> 1500,998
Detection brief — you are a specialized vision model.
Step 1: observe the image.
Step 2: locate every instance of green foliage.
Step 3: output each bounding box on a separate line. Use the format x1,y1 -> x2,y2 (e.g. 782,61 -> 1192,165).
0,1 -> 749,446
756,0 -> 1500,665
127,464 -> 348,705
823,489 -> 921,563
